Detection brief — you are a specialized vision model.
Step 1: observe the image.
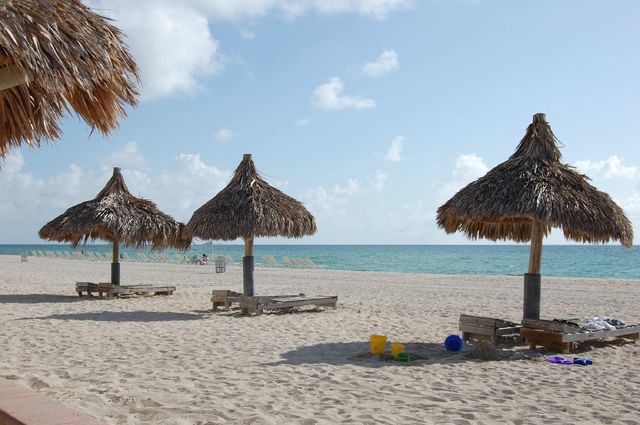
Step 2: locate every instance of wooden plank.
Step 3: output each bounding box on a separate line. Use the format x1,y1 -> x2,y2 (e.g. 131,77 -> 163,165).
110,285 -> 176,295
257,299 -> 337,310
459,314 -> 498,327
238,295 -> 338,312
463,332 -> 495,343
459,323 -> 494,336
520,328 -> 564,346
528,220 -> 543,274
495,326 -> 522,336
562,325 -> 640,343
520,326 -> 640,353
522,318 -> 579,333
459,314 -> 518,328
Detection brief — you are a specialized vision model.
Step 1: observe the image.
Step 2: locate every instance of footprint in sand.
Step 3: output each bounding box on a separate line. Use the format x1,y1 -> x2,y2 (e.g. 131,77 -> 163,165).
28,377 -> 50,389
141,398 -> 162,407
54,369 -> 71,379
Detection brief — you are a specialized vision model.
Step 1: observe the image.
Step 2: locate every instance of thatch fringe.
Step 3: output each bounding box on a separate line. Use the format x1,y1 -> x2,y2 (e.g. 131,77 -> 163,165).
0,0 -> 139,156
39,168 -> 190,250
437,113 -> 633,247
186,154 -> 317,241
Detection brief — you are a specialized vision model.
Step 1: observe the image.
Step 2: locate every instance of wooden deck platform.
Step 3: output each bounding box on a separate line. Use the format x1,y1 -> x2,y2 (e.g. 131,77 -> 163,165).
211,290 -> 338,315
459,314 -> 521,344
211,290 -> 243,311
239,294 -> 338,316
520,318 -> 640,353
75,282 -> 175,298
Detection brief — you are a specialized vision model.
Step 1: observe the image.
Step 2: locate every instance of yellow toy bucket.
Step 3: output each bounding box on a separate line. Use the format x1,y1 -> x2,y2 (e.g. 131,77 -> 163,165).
370,335 -> 387,355
391,343 -> 405,359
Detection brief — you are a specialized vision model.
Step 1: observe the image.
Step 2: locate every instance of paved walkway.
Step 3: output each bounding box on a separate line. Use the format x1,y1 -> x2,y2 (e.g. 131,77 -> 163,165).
0,378 -> 106,425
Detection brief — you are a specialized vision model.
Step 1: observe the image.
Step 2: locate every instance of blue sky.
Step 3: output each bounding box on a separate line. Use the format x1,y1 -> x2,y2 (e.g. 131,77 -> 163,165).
1,0 -> 639,245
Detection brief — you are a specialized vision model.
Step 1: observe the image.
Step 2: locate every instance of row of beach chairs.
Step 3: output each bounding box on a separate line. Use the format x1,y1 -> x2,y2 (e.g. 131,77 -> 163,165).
260,255 -> 316,269
28,251 -> 316,269
29,250 -> 236,266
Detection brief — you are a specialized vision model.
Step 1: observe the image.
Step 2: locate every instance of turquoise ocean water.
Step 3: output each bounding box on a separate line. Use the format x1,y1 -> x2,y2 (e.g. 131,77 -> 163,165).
1,244 -> 638,279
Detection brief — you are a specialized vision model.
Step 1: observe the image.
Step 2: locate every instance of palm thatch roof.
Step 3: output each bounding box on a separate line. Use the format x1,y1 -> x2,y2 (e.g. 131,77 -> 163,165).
0,0 -> 139,156
437,113 -> 633,247
39,167 -> 190,250
186,154 -> 317,241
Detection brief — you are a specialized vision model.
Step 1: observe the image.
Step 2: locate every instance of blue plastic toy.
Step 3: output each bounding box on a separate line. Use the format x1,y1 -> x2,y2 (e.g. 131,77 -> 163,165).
444,334 -> 464,352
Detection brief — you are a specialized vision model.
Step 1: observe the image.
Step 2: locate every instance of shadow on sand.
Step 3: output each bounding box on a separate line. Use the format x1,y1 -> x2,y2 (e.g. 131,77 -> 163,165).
22,310 -> 205,322
0,294 -> 91,304
265,340 -> 538,368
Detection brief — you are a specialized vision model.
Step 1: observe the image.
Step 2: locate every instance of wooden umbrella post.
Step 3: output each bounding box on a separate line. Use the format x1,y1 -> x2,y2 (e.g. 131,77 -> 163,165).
243,236 -> 255,297
111,238 -> 120,286
524,220 -> 543,320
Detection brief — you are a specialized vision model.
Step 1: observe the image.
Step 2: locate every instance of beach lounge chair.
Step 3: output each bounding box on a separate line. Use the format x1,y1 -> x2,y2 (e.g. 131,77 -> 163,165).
211,290 -> 337,315
188,254 -> 202,265
282,256 -> 295,267
75,282 -> 176,298
211,290 -> 243,310
459,314 -> 521,345
520,318 -> 640,353
107,283 -> 176,298
239,294 -> 338,316
259,256 -> 279,267
158,253 -> 173,263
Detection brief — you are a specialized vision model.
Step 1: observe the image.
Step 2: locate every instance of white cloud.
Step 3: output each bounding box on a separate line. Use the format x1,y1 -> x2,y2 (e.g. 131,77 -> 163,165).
214,128 -> 234,142
575,155 -> 638,179
334,178 -> 361,196
0,147 -> 235,242
439,153 -> 488,200
84,1 -> 407,100
385,136 -> 404,162
88,0 -> 221,100
369,199 -> 435,235
620,183 -> 640,215
240,29 -> 256,40
100,141 -> 147,172
296,118 -> 310,126
362,49 -> 399,77
0,152 -> 100,242
310,77 -> 376,110
304,177 -> 360,218
194,0 -> 409,21
372,169 -> 387,191
452,153 -> 488,181
156,153 -> 231,215
301,0 -> 410,20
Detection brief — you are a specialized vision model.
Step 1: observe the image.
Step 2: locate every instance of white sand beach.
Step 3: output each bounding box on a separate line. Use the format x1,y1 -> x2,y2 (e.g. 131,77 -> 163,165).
1,254 -> 639,424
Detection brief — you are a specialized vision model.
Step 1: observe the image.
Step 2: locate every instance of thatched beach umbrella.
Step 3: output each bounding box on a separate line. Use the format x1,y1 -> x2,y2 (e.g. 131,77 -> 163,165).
437,113 -> 633,320
39,167 -> 190,285
185,154 -> 317,296
0,0 -> 138,156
